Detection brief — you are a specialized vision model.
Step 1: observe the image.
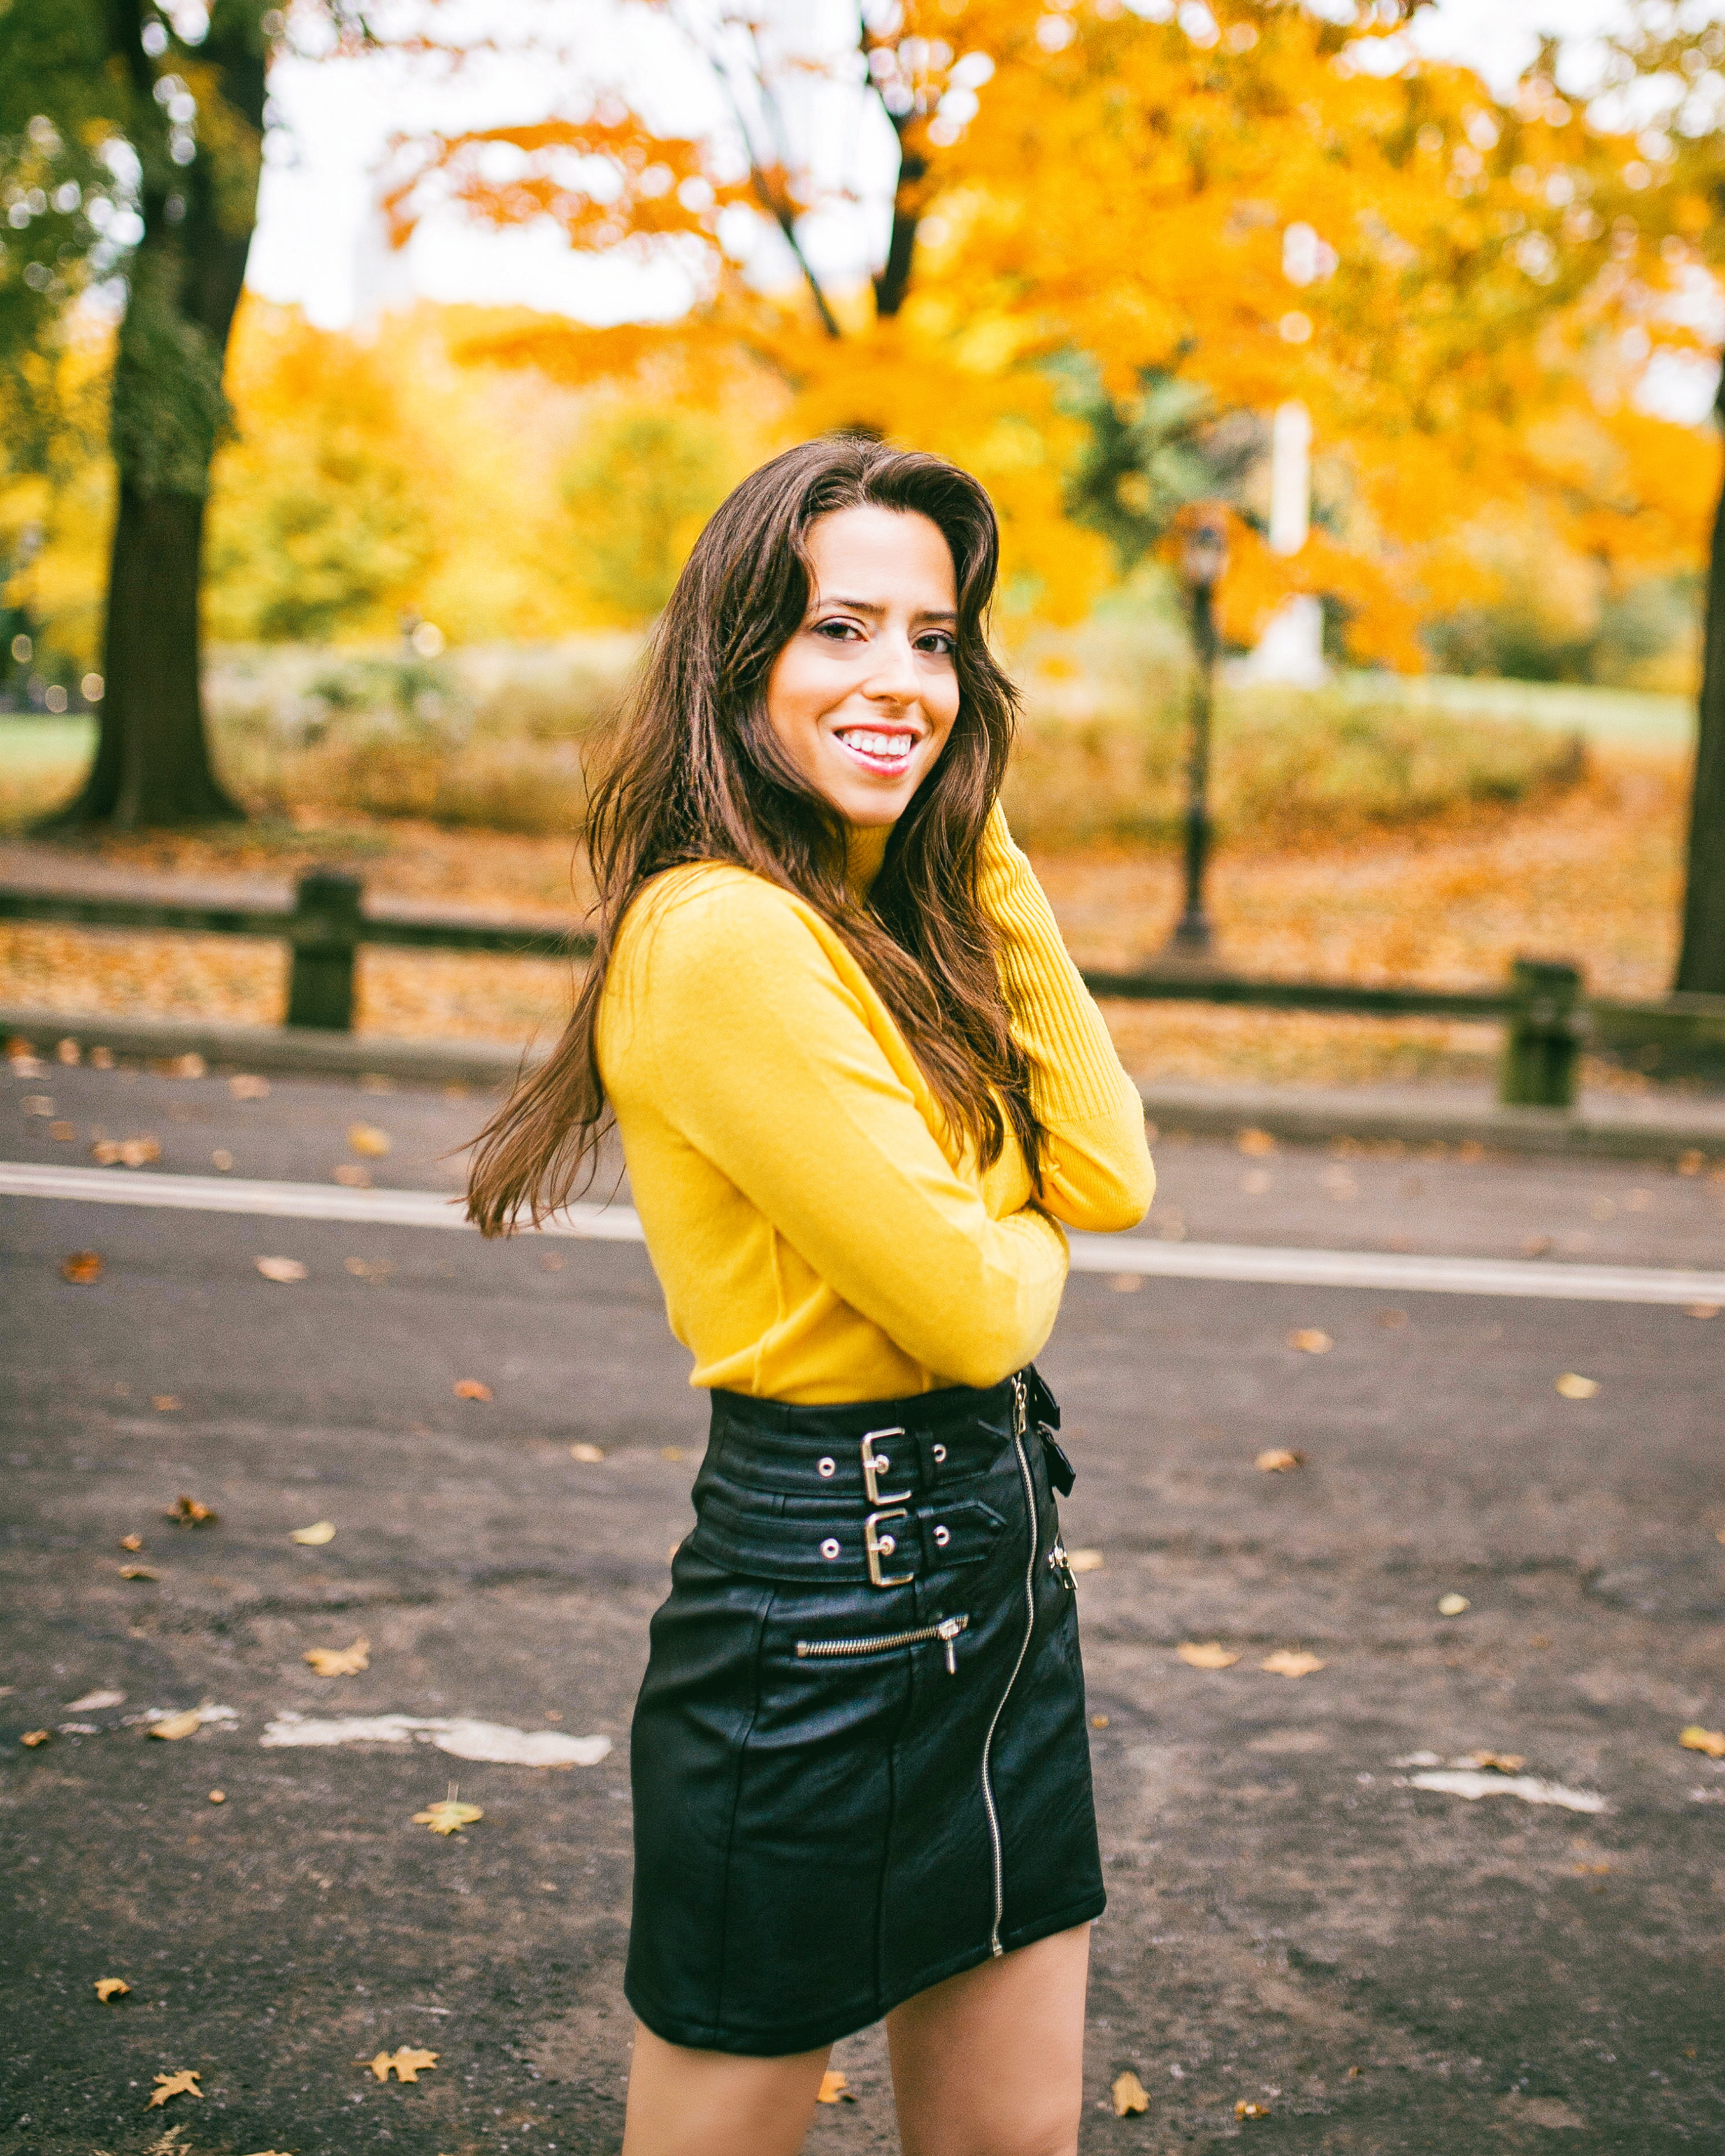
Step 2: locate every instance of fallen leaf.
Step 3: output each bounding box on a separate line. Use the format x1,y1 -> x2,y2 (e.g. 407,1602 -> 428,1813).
120,1534 -> 144,1551
208,1789 -> 225,1803
1261,1648 -> 1325,1677
1287,1328 -> 1332,1354
1464,1752 -> 1527,1774
256,1256 -> 308,1283
120,1565 -> 158,1580
60,1251 -> 103,1284
569,1443 -> 605,1463
92,1135 -> 162,1167
153,1053 -> 207,1080
211,1148 -> 234,1172
89,1045 -> 114,1069
1177,1641 -> 1240,1670
816,2069 -> 855,2104
166,1495 -> 217,1528
1685,1303 -> 1719,1320
363,2046 -> 438,2083
228,1073 -> 270,1100
1677,1149 -> 1704,1176
56,1038 -> 80,1065
147,2070 -> 204,2107
1237,2100 -> 1271,2119
289,1521 -> 335,1545
332,1164 -> 372,1188
1092,1714 -> 1110,1728
66,1688 -> 126,1712
20,1729 -> 51,1748
154,1397 -> 182,1414
1067,1547 -> 1105,1573
1237,1127 -> 1277,1157
149,1710 -> 205,1742
413,1799 -> 483,1836
1680,1725 -> 1725,1759
304,1638 -> 370,1678
1111,2070 -> 1150,2116
94,1978 -> 130,2002
1555,1373 -> 1599,1400
453,1378 -> 492,1401
661,1445 -> 684,1461
1255,1448 -> 1305,1473
49,1120 -> 75,1140
1438,1593 -> 1471,1617
347,1122 -> 393,1158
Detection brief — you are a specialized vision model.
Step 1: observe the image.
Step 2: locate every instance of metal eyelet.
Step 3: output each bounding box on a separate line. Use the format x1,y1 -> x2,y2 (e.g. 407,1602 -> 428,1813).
932,1442 -> 947,1464
933,1523 -> 951,1549
876,1533 -> 896,1557
820,1537 -> 841,1560
817,1457 -> 836,1478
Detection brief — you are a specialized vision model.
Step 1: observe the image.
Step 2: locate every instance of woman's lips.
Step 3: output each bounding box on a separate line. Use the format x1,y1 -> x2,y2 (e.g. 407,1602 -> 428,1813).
833,726 -> 921,776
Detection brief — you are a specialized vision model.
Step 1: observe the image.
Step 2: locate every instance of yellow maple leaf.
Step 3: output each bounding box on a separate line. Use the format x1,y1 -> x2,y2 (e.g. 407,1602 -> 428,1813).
1112,2070 -> 1150,2117
147,2069 -> 204,2107
303,1637 -> 370,1678
363,2046 -> 440,2083
1177,1641 -> 1240,1670
413,1800 -> 483,1836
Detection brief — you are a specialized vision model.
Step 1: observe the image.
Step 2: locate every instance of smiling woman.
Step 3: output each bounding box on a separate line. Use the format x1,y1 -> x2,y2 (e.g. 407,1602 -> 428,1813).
464,436 -> 1152,2156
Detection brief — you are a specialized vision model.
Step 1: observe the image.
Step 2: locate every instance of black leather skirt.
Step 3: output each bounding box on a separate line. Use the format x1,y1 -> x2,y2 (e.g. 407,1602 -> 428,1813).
624,1367 -> 1104,2057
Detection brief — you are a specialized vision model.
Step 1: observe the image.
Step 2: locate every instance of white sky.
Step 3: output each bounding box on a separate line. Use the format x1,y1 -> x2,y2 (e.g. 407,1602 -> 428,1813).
245,1 -> 1660,338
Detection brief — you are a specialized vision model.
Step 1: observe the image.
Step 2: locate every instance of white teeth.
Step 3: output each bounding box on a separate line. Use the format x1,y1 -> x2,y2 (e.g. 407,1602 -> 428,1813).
839,730 -> 915,762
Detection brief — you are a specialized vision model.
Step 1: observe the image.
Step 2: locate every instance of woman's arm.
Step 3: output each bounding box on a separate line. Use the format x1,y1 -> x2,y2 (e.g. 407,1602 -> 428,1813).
976,803 -> 1155,1232
632,872 -> 1069,1391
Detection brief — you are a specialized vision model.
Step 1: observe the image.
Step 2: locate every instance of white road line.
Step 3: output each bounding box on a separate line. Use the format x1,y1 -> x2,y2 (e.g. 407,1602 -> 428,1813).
4,1160 -> 1723,1306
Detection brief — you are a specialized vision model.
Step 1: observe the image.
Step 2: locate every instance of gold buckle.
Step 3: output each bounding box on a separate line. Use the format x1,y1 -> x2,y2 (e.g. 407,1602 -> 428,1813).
864,1507 -> 913,1589
860,1428 -> 909,1508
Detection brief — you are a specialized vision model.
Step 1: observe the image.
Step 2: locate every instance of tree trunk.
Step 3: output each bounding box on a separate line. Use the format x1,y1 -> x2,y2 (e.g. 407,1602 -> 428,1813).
1675,374 -> 1725,993
45,1 -> 265,830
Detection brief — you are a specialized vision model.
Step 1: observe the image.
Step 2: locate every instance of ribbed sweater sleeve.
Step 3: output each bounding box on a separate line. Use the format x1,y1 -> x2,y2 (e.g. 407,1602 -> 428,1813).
977,803 -> 1155,1232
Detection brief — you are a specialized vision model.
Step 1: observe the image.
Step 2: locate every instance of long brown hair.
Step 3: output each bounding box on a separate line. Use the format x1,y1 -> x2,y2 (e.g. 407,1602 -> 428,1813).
465,434 -> 1041,1234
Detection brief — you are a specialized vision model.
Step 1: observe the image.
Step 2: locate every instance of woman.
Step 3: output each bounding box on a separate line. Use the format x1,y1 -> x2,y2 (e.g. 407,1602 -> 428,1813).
468,437 -> 1153,2156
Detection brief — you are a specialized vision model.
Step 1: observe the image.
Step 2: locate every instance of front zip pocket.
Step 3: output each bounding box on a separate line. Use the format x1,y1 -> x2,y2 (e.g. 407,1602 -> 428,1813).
796,1614 -> 970,1675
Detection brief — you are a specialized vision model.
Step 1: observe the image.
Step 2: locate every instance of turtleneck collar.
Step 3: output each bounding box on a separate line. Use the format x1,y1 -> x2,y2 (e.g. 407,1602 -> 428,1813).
845,822 -> 892,900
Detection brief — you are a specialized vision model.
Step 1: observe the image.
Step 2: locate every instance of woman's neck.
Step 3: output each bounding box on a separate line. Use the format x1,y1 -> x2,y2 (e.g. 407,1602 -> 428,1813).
845,822 -> 892,900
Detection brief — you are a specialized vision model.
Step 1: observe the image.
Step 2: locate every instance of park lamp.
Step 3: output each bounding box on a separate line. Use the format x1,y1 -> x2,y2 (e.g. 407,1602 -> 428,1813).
1179,512 -> 1230,596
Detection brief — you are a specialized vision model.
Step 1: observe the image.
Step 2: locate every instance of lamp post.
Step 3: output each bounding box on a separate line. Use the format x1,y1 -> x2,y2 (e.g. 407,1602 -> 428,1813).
1164,508 -> 1230,964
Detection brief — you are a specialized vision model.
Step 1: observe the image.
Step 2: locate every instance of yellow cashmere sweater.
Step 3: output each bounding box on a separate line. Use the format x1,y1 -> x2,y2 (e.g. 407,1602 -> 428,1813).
596,806 -> 1154,1404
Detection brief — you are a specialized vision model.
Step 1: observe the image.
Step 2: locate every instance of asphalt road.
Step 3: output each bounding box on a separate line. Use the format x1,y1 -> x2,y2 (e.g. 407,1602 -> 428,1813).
4,1056 -> 1725,2155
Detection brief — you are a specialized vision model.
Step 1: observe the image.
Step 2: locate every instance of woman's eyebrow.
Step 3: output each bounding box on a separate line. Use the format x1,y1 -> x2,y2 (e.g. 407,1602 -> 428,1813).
812,595 -> 958,623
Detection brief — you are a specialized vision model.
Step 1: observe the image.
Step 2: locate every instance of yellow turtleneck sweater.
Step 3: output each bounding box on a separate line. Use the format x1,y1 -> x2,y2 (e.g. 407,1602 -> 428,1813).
595,805 -> 1153,1404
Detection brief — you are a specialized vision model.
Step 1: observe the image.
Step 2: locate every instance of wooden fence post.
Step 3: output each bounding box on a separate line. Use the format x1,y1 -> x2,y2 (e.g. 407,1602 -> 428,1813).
1500,957 -> 1585,1109
286,869 -> 364,1030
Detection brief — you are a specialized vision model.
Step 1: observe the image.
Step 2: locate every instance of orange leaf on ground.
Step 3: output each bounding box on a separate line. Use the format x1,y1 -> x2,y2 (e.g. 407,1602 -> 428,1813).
153,1396 -> 181,1413
256,1256 -> 308,1283
569,1443 -> 605,1462
1237,1128 -> 1277,1157
119,1533 -> 144,1551
1555,1373 -> 1599,1400
149,1711 -> 204,1741
20,1730 -> 51,1748
1679,1725 -> 1725,1759
1287,1329 -> 1332,1354
120,1565 -> 158,1580
1261,1649 -> 1325,1677
1463,1752 -> 1526,1774
1237,2099 -> 1272,2118
362,2047 -> 438,2083
95,1978 -> 130,2002
347,1122 -> 393,1158
1177,1641 -> 1240,1670
60,1251 -> 103,1284
453,1378 -> 493,1401
1111,2070 -> 1150,2116
165,1495 -> 217,1528
1255,1449 -> 1305,1472
304,1638 -> 370,1678
816,2069 -> 855,2104
147,2070 -> 203,2107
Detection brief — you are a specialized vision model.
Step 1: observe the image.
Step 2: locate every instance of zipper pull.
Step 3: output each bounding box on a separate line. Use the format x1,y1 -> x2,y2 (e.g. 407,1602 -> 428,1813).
1012,1373 -> 1027,1439
937,1614 -> 968,1674
1049,1539 -> 1076,1591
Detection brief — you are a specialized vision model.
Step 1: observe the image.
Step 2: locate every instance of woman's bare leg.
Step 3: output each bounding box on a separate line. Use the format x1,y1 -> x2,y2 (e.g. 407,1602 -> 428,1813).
886,1924 -> 1091,2156
620,2020 -> 832,2156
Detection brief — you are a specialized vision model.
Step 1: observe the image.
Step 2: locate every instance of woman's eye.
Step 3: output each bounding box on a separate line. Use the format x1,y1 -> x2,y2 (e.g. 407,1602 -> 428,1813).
814,618 -> 862,641
917,631 -> 956,657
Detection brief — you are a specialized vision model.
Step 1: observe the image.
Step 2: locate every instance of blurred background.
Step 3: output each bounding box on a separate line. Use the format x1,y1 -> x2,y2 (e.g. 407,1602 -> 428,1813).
4,0 -> 1724,1093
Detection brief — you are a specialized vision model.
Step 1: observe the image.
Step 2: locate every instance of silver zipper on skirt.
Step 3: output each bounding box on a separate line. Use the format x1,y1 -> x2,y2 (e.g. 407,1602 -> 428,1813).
980,1372 -> 1040,1956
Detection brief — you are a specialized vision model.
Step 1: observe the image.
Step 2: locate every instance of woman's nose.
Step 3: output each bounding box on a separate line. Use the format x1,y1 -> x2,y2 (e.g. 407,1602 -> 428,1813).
862,633 -> 921,702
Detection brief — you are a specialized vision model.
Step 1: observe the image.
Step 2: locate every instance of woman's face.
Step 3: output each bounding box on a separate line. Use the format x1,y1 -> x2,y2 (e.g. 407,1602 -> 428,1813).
763,504 -> 961,827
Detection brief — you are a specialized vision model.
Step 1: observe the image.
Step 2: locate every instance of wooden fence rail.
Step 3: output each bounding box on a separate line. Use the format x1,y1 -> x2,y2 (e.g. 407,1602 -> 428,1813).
5,867 -> 1724,1110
